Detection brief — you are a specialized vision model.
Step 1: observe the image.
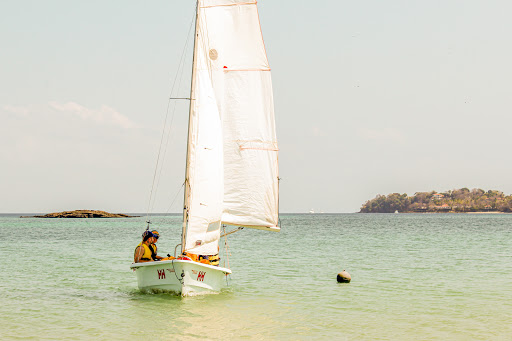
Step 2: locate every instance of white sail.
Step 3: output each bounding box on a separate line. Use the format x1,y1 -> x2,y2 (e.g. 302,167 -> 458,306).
199,0 -> 279,230
183,14 -> 224,255
132,0 -> 278,297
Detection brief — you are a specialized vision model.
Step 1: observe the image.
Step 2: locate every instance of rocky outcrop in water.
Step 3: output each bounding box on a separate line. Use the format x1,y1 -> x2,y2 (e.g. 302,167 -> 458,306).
21,210 -> 139,218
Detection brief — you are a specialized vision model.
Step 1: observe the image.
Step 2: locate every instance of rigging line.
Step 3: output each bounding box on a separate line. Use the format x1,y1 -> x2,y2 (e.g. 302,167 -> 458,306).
223,225 -> 231,271
222,225 -> 230,285
222,225 -> 226,268
177,6 -> 208,216
149,73 -> 187,215
180,0 -> 200,254
166,182 -> 185,213
150,5 -> 198,214
145,9 -> 196,219
220,227 -> 244,238
171,259 -> 184,285
149,36 -> 193,215
148,9 -> 195,216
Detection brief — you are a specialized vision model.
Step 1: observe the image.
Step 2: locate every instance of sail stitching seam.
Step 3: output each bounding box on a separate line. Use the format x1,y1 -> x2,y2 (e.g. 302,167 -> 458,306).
239,146 -> 279,151
200,2 -> 256,9
223,68 -> 271,72
237,140 -> 278,151
195,67 -> 271,72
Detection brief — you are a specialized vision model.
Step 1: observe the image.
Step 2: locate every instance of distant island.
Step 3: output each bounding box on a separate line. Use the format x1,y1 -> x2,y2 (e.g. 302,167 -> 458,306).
21,210 -> 139,218
360,188 -> 512,213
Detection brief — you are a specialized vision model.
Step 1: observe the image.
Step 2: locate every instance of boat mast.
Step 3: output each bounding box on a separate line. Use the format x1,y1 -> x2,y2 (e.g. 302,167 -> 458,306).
181,0 -> 200,255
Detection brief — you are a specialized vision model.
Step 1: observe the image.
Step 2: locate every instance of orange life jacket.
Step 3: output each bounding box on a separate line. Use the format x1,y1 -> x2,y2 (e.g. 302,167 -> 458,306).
183,252 -> 220,266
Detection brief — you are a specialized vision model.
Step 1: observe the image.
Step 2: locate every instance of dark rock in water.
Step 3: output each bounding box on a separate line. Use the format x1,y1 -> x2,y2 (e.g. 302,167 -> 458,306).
337,270 -> 351,283
21,210 -> 139,218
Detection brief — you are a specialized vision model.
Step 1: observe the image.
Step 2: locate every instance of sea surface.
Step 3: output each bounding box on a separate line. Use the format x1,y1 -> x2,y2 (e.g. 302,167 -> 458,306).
0,213 -> 510,340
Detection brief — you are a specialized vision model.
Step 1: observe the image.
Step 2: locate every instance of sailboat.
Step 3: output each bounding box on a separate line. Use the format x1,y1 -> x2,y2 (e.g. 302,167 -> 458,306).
130,0 -> 279,296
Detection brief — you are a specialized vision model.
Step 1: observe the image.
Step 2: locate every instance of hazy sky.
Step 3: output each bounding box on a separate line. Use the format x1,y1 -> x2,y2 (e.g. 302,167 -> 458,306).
2,0 -> 511,213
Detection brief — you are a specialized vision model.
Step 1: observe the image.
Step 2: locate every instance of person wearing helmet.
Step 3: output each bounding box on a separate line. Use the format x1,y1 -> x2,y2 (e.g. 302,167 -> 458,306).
149,230 -> 164,261
134,231 -> 156,263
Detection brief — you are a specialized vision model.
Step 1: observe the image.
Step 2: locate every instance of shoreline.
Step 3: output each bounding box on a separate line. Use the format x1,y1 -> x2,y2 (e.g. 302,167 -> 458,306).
387,211 -> 511,214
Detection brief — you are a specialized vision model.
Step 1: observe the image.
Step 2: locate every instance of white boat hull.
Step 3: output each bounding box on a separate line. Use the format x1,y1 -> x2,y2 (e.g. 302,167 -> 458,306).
130,259 -> 231,296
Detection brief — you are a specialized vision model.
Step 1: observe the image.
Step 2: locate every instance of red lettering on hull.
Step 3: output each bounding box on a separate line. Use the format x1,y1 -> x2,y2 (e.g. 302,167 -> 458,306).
157,269 -> 166,279
197,271 -> 206,282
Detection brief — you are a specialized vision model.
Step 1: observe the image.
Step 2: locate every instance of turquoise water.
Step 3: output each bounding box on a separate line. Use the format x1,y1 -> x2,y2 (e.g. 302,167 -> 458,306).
0,214 -> 510,340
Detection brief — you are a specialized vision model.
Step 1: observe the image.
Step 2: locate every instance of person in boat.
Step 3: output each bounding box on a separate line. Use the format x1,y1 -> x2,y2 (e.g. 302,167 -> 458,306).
134,230 -> 156,263
149,230 -> 165,261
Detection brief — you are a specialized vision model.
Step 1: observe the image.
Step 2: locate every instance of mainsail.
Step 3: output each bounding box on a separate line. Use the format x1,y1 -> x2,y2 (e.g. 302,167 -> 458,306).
184,0 -> 279,255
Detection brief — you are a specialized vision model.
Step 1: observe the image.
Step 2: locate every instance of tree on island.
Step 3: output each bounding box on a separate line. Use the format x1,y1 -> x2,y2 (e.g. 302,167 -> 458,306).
359,188 -> 512,213
21,210 -> 139,218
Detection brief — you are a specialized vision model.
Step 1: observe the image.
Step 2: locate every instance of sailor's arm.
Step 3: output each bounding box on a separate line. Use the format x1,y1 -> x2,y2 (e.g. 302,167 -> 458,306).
134,246 -> 144,263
